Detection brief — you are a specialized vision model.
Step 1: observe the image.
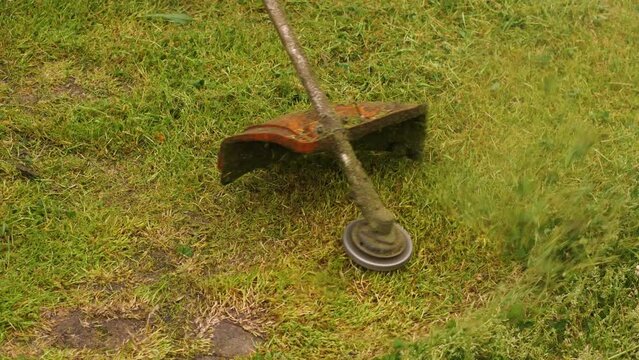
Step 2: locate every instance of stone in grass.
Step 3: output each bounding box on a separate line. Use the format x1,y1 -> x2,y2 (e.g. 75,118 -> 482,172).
209,320 -> 262,359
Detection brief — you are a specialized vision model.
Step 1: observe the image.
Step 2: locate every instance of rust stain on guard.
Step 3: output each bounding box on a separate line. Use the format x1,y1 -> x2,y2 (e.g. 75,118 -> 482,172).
218,102 -> 426,184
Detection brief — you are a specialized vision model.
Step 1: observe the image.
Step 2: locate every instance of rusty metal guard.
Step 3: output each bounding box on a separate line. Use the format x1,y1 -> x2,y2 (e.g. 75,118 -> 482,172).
218,102 -> 426,184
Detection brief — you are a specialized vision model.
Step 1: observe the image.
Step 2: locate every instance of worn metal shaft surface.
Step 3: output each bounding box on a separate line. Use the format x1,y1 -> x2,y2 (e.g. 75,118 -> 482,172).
263,0 -> 395,234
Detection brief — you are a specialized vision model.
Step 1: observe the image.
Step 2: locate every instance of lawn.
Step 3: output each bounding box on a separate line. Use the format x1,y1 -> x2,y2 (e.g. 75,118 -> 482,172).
1,0 -> 638,359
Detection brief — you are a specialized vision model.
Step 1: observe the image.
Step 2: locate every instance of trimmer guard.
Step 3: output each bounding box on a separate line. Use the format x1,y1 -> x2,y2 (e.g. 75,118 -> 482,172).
218,102 -> 426,184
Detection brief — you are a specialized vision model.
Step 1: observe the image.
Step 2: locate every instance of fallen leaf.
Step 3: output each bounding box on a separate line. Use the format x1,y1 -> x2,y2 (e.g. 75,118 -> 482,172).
145,13 -> 194,25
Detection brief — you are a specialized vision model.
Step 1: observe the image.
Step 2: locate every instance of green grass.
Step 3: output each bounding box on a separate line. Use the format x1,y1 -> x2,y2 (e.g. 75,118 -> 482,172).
1,0 -> 638,358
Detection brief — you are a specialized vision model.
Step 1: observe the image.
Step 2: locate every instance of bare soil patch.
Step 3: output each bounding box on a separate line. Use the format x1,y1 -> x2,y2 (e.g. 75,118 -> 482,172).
50,309 -> 145,350
53,77 -> 86,98
196,320 -> 263,359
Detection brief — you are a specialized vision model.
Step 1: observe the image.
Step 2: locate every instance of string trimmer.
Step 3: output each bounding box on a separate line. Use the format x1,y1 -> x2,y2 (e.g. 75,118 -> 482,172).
218,0 -> 427,271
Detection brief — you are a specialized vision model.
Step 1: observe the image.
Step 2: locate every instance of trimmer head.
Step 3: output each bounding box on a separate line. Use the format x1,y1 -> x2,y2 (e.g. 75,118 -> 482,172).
218,102 -> 426,184
342,219 -> 413,271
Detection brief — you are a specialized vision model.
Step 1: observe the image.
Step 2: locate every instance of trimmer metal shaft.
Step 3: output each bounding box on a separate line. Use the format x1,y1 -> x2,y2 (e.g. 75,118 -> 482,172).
264,0 -> 396,232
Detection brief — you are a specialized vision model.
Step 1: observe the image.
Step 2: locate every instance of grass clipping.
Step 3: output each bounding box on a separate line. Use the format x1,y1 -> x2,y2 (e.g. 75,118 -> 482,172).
384,114 -> 639,359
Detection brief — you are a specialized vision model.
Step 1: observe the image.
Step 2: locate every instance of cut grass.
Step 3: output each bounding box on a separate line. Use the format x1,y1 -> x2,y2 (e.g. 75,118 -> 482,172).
1,0 -> 638,358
